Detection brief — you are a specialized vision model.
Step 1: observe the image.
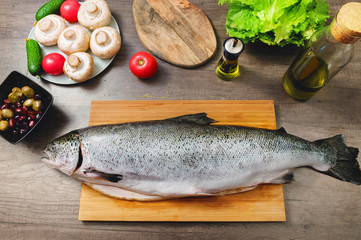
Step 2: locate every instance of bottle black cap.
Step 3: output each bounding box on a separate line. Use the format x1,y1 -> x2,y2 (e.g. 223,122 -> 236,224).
223,37 -> 244,61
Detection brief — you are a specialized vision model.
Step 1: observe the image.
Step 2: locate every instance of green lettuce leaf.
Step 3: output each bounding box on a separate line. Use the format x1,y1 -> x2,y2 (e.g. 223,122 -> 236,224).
219,0 -> 329,47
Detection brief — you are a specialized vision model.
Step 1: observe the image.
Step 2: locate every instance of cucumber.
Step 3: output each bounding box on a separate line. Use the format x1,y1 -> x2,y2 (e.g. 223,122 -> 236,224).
26,39 -> 42,76
35,0 -> 65,21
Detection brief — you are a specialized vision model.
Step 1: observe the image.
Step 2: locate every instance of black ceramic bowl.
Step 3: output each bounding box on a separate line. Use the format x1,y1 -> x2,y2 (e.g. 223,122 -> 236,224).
0,71 -> 53,144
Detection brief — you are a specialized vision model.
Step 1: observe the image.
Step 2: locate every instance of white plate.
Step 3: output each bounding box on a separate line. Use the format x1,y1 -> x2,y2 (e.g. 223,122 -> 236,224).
28,16 -> 119,85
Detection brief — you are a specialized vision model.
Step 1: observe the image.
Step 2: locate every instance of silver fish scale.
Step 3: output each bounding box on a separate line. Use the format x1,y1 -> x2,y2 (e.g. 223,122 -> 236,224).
78,121 -> 329,189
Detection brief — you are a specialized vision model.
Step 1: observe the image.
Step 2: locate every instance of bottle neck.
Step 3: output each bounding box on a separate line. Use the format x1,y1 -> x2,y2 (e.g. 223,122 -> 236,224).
221,55 -> 238,65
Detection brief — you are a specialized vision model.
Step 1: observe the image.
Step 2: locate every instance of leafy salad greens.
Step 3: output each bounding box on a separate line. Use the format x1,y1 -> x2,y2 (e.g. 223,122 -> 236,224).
219,0 -> 330,47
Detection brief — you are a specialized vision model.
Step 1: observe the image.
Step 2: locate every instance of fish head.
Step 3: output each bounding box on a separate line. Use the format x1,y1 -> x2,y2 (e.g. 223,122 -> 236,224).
42,131 -> 82,176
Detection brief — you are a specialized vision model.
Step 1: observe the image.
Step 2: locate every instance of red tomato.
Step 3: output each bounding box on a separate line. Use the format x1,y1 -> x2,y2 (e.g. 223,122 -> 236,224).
42,53 -> 66,75
129,52 -> 158,79
60,0 -> 81,23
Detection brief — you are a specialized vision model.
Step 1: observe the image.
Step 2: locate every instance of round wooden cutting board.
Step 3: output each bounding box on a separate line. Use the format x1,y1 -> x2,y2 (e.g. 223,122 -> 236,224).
133,0 -> 217,68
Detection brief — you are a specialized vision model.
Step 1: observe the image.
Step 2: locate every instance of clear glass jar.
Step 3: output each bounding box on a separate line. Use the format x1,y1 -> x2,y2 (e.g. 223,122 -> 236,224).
282,13 -> 359,100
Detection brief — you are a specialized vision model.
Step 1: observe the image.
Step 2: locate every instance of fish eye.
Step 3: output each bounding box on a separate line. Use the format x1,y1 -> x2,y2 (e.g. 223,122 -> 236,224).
49,145 -> 56,152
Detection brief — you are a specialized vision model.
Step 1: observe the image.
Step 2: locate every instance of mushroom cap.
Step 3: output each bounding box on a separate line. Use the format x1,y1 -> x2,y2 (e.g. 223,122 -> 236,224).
34,14 -> 66,46
57,25 -> 90,55
63,52 -> 94,82
77,0 -> 112,30
90,26 -> 121,58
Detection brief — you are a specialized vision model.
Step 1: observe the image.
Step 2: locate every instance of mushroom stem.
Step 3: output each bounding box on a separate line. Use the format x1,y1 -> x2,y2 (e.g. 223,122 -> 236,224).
86,2 -> 98,13
68,55 -> 81,67
39,18 -> 52,31
95,31 -> 108,45
64,30 -> 76,40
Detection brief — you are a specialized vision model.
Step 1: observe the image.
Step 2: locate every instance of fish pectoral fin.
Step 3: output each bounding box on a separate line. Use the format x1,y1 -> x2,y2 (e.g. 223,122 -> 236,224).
84,170 -> 123,183
85,183 -> 167,201
167,113 -> 218,125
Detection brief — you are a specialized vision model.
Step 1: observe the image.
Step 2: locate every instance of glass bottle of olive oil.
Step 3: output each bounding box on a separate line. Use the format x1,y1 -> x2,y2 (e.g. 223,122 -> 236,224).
283,50 -> 329,100
283,2 -> 361,100
216,37 -> 244,81
216,56 -> 240,80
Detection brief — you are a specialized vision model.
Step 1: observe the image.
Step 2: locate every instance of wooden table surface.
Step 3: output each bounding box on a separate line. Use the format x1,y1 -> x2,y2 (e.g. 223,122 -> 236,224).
0,0 -> 360,239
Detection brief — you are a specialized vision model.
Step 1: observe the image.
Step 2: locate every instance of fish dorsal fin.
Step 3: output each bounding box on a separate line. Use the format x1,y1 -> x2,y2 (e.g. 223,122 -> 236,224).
276,127 -> 287,134
167,113 -> 218,125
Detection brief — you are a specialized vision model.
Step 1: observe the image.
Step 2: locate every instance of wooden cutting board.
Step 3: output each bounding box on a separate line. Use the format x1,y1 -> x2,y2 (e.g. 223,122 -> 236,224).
132,0 -> 217,68
78,100 -> 286,222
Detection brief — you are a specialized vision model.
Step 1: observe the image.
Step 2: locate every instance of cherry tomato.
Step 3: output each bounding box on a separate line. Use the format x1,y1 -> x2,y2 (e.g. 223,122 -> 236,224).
60,0 -> 81,23
42,53 -> 66,75
129,52 -> 158,79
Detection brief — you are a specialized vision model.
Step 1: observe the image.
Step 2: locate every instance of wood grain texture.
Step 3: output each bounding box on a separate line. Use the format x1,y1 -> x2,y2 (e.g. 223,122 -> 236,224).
87,100 -> 277,129
79,183 -> 284,221
133,0 -> 217,67
79,100 -> 284,221
0,0 -> 360,239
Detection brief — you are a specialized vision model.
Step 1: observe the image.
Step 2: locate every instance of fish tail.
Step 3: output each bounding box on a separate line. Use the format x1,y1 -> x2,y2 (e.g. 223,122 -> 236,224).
316,135 -> 361,185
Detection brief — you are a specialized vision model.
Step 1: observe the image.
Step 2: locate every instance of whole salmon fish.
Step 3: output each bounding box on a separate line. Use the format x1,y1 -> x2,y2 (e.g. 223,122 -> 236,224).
42,113 -> 361,201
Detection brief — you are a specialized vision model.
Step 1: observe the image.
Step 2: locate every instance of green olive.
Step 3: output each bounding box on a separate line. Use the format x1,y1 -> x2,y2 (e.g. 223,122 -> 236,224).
12,87 -> 22,94
23,98 -> 35,107
0,120 -> 9,131
12,87 -> 23,97
22,86 -> 35,98
1,109 -> 14,119
8,92 -> 21,103
32,100 -> 42,112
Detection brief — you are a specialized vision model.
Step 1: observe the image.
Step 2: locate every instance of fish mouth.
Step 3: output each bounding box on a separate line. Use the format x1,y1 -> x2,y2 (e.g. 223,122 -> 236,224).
41,150 -> 58,169
41,142 -> 83,176
41,150 -> 75,176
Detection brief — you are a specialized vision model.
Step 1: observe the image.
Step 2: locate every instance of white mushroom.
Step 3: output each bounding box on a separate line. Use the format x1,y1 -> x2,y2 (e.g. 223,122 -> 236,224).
90,26 -> 121,58
34,14 -> 66,46
77,0 -> 112,30
63,52 -> 94,82
57,25 -> 90,55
